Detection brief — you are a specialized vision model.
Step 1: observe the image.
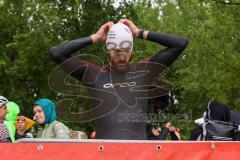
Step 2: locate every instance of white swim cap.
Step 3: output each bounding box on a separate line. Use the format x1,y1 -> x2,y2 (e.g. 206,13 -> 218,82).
106,23 -> 133,51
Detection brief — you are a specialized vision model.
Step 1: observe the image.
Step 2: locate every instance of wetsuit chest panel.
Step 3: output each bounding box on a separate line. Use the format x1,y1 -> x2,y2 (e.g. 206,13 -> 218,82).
93,68 -> 152,140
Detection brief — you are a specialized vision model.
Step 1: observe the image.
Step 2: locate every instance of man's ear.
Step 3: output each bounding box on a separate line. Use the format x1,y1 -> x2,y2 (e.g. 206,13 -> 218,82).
128,54 -> 132,62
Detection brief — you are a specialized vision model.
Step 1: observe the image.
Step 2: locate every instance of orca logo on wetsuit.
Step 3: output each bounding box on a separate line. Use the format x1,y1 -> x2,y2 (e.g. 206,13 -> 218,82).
103,81 -> 136,88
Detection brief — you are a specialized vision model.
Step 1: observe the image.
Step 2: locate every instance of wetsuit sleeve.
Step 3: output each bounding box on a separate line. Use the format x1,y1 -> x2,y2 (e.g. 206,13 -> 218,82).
49,37 -> 94,80
144,32 -> 188,66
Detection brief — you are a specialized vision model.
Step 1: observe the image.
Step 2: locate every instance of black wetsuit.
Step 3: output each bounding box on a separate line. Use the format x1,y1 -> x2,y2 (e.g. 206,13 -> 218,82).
49,32 -> 188,140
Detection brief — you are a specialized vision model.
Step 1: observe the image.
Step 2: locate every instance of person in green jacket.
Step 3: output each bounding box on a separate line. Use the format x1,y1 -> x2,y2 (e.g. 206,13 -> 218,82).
4,101 -> 20,142
33,98 -> 70,139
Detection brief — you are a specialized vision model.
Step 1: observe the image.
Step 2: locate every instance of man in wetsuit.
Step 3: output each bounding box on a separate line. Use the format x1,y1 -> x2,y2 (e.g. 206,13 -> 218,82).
49,19 -> 188,140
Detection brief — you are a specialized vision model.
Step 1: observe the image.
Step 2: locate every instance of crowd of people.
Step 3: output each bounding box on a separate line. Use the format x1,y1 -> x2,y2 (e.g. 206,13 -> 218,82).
0,95 -> 181,142
0,96 -> 93,142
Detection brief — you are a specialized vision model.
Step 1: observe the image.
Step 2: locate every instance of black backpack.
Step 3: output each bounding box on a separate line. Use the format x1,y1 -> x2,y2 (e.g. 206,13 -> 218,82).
200,119 -> 239,141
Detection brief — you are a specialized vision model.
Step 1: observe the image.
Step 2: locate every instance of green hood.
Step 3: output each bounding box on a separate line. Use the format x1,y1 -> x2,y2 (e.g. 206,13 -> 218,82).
4,101 -> 20,142
5,102 -> 20,122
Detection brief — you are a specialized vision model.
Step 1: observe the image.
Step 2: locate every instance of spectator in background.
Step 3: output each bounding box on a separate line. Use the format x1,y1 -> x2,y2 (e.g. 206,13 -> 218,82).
146,122 -> 181,140
0,96 -> 10,142
90,131 -> 96,139
14,116 -> 36,140
4,101 -> 20,142
33,98 -> 70,139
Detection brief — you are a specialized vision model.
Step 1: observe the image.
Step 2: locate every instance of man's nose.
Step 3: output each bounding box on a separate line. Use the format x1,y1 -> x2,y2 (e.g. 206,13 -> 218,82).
119,54 -> 128,61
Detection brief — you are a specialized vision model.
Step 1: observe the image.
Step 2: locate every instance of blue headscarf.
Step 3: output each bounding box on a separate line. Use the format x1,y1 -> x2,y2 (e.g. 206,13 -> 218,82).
33,99 -> 56,124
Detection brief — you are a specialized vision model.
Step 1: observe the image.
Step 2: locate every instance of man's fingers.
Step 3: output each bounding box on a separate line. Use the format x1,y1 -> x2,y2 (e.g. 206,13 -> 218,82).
107,22 -> 114,30
108,21 -> 114,26
118,19 -> 125,23
123,19 -> 133,26
95,21 -> 114,42
102,21 -> 114,32
118,19 -> 132,26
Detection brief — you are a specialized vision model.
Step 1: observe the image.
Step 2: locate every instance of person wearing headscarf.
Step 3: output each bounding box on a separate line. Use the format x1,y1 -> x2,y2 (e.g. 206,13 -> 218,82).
0,96 -> 11,142
4,101 -> 20,142
33,98 -> 70,138
14,116 -> 36,140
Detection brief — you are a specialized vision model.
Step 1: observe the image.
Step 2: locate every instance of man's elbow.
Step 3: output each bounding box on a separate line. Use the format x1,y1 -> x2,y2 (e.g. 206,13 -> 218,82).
179,36 -> 189,49
48,47 -> 59,61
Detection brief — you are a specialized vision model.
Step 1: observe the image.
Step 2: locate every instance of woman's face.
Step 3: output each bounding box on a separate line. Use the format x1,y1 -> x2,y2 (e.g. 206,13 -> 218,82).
17,120 -> 26,131
0,105 -> 8,119
152,127 -> 160,136
33,105 -> 45,124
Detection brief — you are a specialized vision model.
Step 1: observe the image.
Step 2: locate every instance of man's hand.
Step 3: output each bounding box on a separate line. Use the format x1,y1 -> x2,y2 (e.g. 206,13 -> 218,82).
118,19 -> 140,37
91,21 -> 114,43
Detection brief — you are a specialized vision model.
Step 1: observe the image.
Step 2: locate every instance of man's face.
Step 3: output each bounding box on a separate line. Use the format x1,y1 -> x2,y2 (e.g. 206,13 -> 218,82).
0,105 -> 8,119
108,48 -> 132,72
33,106 -> 45,124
